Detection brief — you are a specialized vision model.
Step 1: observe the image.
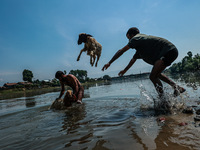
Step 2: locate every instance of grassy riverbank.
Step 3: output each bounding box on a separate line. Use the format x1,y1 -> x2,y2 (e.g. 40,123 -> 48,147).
0,87 -> 61,100
0,80 -> 106,100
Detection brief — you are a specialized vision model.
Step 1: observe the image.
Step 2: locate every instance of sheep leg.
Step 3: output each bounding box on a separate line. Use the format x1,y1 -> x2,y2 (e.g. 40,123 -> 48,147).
77,49 -> 84,61
91,55 -> 96,66
90,55 -> 93,66
95,54 -> 100,67
93,55 -> 96,66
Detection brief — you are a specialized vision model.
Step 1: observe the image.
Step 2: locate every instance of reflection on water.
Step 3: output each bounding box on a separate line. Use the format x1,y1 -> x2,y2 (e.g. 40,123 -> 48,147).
0,75 -> 200,150
25,97 -> 36,107
62,104 -> 86,133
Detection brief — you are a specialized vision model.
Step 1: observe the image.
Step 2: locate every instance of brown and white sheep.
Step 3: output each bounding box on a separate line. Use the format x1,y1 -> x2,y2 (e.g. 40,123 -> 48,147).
77,33 -> 102,67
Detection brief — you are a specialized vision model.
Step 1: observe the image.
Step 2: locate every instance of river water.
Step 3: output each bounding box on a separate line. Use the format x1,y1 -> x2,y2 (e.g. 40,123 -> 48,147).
0,76 -> 200,150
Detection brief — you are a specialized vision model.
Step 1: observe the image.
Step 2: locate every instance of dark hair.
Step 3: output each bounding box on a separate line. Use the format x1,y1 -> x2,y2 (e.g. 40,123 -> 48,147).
126,27 -> 140,36
55,71 -> 64,79
78,33 -> 93,44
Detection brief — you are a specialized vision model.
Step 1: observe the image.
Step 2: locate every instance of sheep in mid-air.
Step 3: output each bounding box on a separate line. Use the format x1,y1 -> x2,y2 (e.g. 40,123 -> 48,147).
77,33 -> 102,67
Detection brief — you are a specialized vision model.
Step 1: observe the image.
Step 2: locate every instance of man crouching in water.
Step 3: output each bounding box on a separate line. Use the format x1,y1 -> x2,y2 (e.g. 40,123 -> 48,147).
50,71 -> 84,110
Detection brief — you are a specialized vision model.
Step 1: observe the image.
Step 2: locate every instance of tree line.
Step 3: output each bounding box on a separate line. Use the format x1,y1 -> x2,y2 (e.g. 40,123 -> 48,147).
22,69 -> 111,86
166,51 -> 200,74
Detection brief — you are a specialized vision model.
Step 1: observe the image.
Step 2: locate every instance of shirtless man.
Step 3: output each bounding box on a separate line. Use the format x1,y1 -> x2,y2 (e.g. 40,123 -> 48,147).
102,27 -> 185,97
54,71 -> 84,107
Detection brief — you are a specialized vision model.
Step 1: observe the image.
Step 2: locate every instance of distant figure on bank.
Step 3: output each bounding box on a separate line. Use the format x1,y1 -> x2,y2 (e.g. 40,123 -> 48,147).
102,27 -> 185,97
77,33 -> 102,67
50,71 -> 84,110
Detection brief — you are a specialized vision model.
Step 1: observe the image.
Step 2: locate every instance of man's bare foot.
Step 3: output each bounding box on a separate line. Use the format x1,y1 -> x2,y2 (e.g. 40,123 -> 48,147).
174,86 -> 186,97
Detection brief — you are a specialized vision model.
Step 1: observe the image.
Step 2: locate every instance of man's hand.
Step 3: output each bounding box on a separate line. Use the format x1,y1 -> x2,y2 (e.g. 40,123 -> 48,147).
102,63 -> 110,71
118,70 -> 126,76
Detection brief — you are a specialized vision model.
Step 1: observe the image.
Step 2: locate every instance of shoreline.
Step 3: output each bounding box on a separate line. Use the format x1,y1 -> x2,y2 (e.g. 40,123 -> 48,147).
0,86 -> 61,100
0,81 -> 105,100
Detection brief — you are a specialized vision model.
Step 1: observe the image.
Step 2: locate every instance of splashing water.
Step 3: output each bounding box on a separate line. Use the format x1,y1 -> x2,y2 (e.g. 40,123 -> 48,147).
139,84 -> 188,115
138,84 -> 156,112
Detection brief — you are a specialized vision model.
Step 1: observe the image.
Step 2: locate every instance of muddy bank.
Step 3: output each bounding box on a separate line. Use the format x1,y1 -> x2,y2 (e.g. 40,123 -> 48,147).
0,87 -> 61,100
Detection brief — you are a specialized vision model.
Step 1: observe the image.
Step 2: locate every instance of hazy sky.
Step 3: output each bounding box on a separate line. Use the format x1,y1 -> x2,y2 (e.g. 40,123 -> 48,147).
0,0 -> 200,86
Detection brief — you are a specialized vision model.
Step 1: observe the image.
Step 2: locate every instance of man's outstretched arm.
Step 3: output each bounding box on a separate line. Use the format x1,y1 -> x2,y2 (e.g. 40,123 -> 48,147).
58,82 -> 65,99
102,45 -> 130,71
118,56 -> 137,76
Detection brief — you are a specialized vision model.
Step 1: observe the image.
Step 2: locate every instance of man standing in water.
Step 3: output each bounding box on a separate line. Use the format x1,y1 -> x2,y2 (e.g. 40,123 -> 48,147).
52,71 -> 84,108
102,27 -> 185,97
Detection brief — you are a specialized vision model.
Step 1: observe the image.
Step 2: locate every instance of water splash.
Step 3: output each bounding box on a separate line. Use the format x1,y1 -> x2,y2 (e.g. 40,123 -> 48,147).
139,84 -> 154,103
138,84 -> 188,115
138,84 -> 155,112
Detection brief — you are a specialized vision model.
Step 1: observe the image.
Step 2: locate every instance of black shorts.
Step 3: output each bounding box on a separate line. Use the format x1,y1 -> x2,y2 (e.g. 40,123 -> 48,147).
160,48 -> 178,66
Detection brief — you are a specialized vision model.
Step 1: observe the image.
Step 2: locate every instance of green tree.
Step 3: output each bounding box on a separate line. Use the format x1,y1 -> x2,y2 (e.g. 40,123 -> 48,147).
69,69 -> 88,82
167,51 -> 200,73
103,75 -> 111,80
187,51 -> 193,58
192,54 -> 200,70
51,78 -> 60,86
34,79 -> 40,84
22,69 -> 33,82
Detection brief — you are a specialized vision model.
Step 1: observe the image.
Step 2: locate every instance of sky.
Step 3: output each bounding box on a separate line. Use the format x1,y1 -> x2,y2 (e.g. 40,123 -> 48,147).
0,0 -> 200,86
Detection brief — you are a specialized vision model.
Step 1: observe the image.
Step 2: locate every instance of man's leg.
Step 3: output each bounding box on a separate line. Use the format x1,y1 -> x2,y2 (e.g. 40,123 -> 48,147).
158,49 -> 186,96
151,62 -> 186,96
159,73 -> 185,96
150,60 -> 167,96
158,73 -> 176,88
